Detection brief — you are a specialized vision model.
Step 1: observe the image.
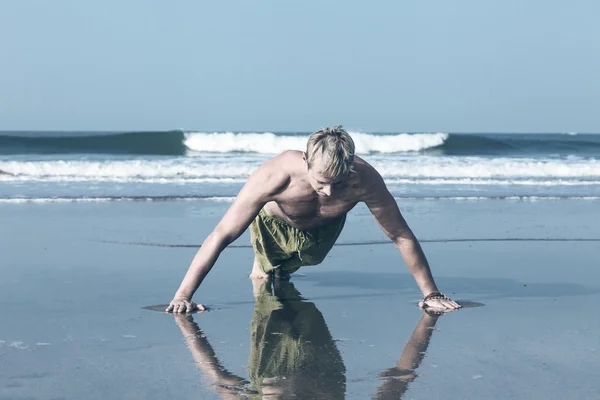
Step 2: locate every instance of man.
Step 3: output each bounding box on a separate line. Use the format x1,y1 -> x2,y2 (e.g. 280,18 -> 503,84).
167,126 -> 460,313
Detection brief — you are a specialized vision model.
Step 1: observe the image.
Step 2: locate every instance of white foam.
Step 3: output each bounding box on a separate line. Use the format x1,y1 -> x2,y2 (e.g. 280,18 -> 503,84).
1,195 -> 597,204
385,178 -> 600,186
0,196 -> 238,204
373,158 -> 600,179
394,196 -> 600,201
9,341 -> 28,350
0,160 -> 258,181
0,198 -> 114,204
183,132 -> 448,154
0,157 -> 598,183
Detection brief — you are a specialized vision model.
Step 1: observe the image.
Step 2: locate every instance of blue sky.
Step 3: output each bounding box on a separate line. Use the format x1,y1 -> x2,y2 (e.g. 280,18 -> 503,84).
1,0 -> 598,132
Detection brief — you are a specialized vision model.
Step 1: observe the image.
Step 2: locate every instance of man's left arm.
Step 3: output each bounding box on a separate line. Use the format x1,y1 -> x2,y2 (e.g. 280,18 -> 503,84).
361,167 -> 460,312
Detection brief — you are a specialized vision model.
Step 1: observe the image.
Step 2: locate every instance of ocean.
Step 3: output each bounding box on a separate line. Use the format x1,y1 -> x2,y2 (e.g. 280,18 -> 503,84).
1,130 -> 600,202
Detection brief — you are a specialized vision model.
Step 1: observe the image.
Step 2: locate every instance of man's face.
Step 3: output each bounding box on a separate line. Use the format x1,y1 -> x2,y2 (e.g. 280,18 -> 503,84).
305,155 -> 347,198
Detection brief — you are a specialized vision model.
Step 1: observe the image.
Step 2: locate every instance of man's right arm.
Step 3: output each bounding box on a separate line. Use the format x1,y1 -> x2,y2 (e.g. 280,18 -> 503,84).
166,155 -> 289,313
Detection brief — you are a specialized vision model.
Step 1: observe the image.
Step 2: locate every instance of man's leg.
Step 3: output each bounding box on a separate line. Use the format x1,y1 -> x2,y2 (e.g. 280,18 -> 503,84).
272,269 -> 291,281
250,257 -> 271,280
250,257 -> 292,281
251,264 -> 272,298
249,209 -> 300,282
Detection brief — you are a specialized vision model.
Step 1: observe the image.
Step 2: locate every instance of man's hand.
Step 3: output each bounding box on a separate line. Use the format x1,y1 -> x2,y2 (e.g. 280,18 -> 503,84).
418,292 -> 461,314
166,296 -> 206,313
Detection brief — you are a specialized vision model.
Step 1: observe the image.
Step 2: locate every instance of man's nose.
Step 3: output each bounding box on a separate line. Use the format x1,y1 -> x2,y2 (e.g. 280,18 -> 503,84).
321,185 -> 332,196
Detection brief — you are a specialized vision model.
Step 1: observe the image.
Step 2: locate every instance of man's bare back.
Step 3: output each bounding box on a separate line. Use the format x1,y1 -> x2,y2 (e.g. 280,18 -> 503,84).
166,127 -> 460,314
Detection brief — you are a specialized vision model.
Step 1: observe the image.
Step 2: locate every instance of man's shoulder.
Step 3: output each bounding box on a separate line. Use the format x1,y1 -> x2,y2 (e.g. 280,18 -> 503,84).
352,156 -> 380,180
349,156 -> 387,199
277,149 -> 303,162
245,151 -> 299,197
260,150 -> 301,173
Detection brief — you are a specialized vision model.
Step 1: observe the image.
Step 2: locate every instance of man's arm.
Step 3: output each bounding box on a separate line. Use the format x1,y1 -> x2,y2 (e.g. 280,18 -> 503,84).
361,165 -> 460,311
166,155 -> 289,313
374,312 -> 440,398
174,314 -> 252,399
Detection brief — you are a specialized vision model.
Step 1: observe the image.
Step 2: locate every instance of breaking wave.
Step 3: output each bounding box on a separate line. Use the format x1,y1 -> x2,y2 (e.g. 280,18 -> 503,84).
183,131 -> 448,153
2,131 -> 599,156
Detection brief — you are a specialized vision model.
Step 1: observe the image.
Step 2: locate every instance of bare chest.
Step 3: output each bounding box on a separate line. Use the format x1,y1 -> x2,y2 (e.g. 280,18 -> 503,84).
267,188 -> 359,230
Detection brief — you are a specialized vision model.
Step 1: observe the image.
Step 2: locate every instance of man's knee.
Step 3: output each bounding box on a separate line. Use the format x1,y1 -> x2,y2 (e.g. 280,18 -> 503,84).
299,248 -> 332,266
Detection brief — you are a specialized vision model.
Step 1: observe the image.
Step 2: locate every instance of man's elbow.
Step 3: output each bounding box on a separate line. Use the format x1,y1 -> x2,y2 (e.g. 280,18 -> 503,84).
208,226 -> 238,251
392,231 -> 417,248
202,231 -> 228,253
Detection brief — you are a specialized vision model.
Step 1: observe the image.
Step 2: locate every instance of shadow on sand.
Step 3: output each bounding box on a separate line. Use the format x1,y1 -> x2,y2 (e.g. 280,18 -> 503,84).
297,270 -> 598,300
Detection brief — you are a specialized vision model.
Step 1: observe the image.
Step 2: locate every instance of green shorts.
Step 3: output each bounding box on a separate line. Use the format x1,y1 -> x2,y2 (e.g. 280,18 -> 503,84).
249,208 -> 346,275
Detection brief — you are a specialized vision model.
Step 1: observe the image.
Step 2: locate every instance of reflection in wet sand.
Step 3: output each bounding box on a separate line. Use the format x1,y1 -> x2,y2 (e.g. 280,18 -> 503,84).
174,280 -> 442,399
247,280 -> 346,399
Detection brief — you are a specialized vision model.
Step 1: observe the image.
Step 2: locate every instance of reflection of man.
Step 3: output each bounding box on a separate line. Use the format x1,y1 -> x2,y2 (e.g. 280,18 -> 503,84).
374,312 -> 439,399
168,126 -> 460,314
174,281 -> 441,399
248,280 -> 345,399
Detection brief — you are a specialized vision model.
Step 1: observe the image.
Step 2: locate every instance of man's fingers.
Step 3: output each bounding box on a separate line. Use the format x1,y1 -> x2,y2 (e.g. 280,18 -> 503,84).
441,300 -> 457,310
423,299 -> 459,311
166,301 -> 206,314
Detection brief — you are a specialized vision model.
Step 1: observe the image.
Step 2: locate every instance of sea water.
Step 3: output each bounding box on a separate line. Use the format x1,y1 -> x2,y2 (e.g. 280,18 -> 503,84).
1,130 -> 599,202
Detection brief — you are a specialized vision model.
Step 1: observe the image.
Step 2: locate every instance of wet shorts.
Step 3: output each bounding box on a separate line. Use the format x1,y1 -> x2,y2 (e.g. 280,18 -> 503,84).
249,208 -> 346,275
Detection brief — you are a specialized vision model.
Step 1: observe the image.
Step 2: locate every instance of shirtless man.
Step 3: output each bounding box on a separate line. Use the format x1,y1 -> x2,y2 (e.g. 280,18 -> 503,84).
167,126 -> 460,313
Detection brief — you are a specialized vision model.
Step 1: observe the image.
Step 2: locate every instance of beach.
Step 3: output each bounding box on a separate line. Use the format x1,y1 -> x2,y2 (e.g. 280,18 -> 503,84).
1,198 -> 599,399
3,0 -> 600,396
3,0 -> 600,395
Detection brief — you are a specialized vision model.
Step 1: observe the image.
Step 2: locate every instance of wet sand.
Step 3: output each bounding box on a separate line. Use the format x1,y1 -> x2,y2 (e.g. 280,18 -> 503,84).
0,200 -> 599,399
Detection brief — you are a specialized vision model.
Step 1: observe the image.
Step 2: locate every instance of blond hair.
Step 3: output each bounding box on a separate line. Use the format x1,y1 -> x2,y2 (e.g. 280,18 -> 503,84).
306,126 -> 355,179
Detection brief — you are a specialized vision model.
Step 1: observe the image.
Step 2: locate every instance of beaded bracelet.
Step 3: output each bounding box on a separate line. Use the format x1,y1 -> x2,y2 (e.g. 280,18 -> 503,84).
423,291 -> 449,302
424,308 -> 445,317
